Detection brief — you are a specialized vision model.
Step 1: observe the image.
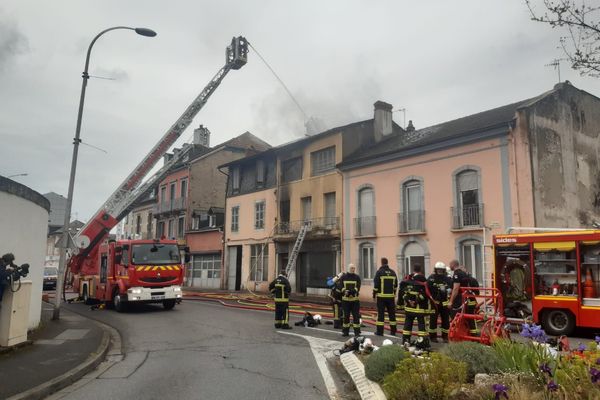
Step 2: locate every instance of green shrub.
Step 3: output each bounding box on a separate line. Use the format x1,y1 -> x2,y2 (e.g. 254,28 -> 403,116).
383,353 -> 468,400
441,341 -> 501,382
364,345 -> 408,382
491,339 -> 552,384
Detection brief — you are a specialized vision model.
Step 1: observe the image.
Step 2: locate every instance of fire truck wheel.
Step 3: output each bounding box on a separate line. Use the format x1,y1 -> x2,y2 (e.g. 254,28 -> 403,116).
163,299 -> 176,310
113,291 -> 126,313
542,309 -> 575,336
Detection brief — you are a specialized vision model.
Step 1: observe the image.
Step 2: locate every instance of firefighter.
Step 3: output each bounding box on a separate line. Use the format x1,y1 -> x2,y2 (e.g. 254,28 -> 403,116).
427,261 -> 453,342
339,263 -> 361,337
269,270 -> 292,329
372,257 -> 398,336
447,260 -> 479,336
398,264 -> 430,347
327,272 -> 344,329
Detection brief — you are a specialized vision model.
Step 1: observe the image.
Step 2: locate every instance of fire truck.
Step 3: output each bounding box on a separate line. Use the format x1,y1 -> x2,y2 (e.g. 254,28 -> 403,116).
68,37 -> 248,311
493,229 -> 600,336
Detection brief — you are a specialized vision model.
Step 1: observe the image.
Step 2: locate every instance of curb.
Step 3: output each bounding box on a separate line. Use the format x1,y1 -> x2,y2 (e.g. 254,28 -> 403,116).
6,312 -> 114,400
339,352 -> 386,400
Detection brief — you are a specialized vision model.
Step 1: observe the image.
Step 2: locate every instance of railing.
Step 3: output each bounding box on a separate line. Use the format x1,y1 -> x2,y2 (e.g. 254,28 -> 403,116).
153,197 -> 188,215
451,204 -> 484,229
398,210 -> 425,233
354,216 -> 376,237
275,217 -> 340,235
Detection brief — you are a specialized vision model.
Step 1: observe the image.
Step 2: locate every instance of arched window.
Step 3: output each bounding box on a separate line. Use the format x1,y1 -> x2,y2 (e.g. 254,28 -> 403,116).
460,239 -> 482,279
356,186 -> 375,236
401,179 -> 424,232
359,242 -> 375,279
453,167 -> 482,228
402,242 -> 425,277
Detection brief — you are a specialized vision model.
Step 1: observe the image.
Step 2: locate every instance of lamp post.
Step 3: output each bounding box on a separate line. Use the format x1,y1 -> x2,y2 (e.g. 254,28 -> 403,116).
53,26 -> 157,320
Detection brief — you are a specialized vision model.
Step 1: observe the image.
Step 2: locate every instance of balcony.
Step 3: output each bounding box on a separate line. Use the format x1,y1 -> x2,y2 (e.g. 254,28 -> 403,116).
275,217 -> 340,237
398,210 -> 426,234
354,216 -> 376,237
451,204 -> 484,229
153,197 -> 188,215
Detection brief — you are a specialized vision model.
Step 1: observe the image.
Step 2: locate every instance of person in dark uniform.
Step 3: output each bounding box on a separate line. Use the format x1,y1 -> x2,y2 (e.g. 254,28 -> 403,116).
339,263 -> 361,337
327,272 -> 344,329
427,261 -> 453,342
269,270 -> 292,329
447,260 -> 478,336
373,257 -> 398,336
398,264 -> 430,346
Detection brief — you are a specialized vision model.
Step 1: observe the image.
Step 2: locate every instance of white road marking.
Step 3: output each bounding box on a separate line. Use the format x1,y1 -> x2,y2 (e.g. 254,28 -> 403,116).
279,331 -> 342,400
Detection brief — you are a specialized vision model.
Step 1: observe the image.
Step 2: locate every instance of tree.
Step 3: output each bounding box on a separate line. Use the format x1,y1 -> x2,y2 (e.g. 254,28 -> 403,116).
526,0 -> 600,77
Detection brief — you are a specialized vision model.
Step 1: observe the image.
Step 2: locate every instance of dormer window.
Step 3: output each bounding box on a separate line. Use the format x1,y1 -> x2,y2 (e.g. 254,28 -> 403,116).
256,159 -> 265,187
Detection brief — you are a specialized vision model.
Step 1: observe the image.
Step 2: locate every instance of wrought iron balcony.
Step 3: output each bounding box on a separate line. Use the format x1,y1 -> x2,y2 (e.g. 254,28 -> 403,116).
153,197 -> 188,215
397,210 -> 425,233
275,217 -> 340,236
354,216 -> 376,237
451,203 -> 484,229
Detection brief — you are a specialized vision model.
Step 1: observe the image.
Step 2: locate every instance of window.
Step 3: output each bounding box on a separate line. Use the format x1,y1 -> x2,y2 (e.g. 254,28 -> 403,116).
281,157 -> 302,183
180,179 -> 188,198
255,201 -> 265,229
301,197 -> 312,221
403,242 -> 425,277
157,221 -> 165,238
311,146 -> 335,175
456,169 -> 481,227
169,182 -> 176,202
147,212 -> 153,237
256,159 -> 265,187
168,219 -> 174,238
231,206 -> 239,232
135,215 -> 141,235
401,180 -> 424,232
232,167 -> 240,193
251,244 -> 269,281
461,239 -> 482,279
356,187 -> 375,236
190,254 -> 221,281
208,214 -> 216,228
160,186 -> 166,203
178,216 -> 185,238
359,242 -> 375,279
324,192 -> 336,228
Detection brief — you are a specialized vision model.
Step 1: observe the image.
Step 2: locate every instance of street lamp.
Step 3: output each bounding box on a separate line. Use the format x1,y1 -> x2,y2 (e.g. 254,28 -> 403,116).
53,26 -> 157,320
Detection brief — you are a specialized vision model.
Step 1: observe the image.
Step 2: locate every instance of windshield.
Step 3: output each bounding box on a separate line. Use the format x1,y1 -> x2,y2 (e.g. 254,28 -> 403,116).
131,244 -> 181,265
44,267 -> 58,276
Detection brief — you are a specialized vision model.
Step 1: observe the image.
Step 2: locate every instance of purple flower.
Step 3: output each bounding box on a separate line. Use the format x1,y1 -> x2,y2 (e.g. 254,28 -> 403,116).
547,380 -> 559,392
595,335 -> 600,345
578,343 -> 586,352
492,383 -> 509,399
520,323 -> 547,343
596,358 -> 600,366
539,363 -> 552,376
591,368 -> 600,384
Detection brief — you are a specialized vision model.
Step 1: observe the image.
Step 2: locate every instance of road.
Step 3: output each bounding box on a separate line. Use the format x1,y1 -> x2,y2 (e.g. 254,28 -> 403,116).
48,299 -> 368,400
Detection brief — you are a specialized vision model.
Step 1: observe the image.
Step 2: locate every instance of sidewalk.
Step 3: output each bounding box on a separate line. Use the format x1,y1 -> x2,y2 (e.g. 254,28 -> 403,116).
0,301 -> 109,400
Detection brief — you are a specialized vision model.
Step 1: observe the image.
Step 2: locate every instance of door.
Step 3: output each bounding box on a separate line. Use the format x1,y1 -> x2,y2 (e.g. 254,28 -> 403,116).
296,253 -> 307,293
227,246 -> 242,291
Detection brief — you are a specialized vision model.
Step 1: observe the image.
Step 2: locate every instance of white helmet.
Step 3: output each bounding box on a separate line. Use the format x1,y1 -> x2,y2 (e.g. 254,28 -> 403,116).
434,261 -> 447,270
313,314 -> 322,322
382,339 -> 393,346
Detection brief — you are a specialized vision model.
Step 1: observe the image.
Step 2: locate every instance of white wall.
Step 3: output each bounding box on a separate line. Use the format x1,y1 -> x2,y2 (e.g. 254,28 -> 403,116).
0,190 -> 48,329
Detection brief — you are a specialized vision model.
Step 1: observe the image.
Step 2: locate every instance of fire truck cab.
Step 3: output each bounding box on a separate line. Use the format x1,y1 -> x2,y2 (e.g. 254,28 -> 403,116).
493,230 -> 600,336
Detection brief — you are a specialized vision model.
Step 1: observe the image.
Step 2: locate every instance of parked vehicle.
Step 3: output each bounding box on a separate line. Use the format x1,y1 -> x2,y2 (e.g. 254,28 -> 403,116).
43,266 -> 58,290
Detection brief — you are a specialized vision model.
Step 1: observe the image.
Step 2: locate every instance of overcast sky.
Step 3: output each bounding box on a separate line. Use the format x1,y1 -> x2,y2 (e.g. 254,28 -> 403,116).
1,1 -> 599,221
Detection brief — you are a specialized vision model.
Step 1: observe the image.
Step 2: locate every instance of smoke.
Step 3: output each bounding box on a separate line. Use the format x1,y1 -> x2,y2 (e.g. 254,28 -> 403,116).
0,12 -> 28,70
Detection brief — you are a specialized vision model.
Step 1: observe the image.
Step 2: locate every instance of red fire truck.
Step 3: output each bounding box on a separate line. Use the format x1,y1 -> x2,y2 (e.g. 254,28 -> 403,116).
66,37 -> 248,311
493,230 -> 600,335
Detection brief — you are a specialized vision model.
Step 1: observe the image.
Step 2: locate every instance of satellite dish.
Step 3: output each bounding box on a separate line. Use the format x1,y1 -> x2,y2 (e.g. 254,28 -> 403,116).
76,235 -> 91,249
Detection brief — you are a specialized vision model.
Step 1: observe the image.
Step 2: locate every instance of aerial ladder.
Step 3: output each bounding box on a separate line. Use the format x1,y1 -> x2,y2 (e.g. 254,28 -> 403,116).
66,36 -> 248,288
284,221 -> 310,278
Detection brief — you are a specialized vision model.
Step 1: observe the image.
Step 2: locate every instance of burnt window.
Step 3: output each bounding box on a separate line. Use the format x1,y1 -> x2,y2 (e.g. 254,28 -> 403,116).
281,157 -> 302,183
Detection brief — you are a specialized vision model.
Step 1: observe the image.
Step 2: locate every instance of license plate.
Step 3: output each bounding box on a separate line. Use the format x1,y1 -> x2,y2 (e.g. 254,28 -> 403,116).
151,295 -> 165,300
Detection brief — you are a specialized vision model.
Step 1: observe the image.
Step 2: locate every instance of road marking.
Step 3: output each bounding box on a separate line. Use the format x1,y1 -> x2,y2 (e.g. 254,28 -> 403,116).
279,331 -> 342,400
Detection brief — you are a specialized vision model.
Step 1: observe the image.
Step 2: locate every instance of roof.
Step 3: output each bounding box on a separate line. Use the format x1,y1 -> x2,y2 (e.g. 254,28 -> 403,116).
189,131 -> 272,165
339,88 -> 556,169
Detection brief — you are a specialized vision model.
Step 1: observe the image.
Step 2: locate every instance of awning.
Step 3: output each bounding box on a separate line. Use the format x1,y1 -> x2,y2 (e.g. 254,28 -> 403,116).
533,241 -> 576,252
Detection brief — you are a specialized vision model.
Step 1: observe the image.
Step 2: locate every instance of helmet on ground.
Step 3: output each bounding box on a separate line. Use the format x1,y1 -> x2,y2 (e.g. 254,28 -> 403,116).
313,314 -> 322,322
434,261 -> 447,270
382,339 -> 393,346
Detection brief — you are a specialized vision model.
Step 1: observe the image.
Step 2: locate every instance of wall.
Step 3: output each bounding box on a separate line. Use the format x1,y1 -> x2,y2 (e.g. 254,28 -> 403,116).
0,177 -> 50,329
525,84 -> 600,228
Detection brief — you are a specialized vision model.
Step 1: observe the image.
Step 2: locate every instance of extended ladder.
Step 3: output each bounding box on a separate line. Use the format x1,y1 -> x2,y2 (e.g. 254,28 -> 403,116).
284,221 -> 310,277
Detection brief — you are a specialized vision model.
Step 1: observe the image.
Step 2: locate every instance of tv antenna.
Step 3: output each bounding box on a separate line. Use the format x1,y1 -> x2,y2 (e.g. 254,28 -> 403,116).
545,58 -> 565,83
394,108 -> 406,129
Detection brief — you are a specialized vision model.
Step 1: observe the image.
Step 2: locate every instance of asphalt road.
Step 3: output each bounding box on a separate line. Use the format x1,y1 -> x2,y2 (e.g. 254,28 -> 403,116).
50,299 -> 365,400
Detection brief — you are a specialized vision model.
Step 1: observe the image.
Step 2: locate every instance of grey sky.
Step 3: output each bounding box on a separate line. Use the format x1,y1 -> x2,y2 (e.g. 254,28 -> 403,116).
1,1 -> 599,221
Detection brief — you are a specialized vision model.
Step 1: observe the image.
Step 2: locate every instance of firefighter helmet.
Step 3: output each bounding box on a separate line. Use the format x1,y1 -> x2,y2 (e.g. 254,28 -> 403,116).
313,314 -> 322,323
434,261 -> 447,270
382,339 -> 393,346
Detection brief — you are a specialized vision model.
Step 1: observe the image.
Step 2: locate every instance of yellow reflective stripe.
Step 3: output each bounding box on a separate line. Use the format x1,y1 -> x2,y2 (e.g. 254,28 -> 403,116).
377,294 -> 395,298
376,322 -> 385,326
145,266 -> 152,271
166,266 -> 173,271
533,241 -> 575,251
534,296 -> 578,301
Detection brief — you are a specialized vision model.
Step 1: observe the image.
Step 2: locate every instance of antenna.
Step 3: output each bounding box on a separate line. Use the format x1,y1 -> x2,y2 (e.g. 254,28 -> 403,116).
394,108 -> 406,129
545,58 -> 565,83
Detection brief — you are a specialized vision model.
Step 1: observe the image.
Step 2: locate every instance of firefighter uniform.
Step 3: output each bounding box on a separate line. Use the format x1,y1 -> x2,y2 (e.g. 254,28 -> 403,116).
398,273 -> 430,345
373,264 -> 398,336
269,273 -> 292,329
451,268 -> 479,336
339,272 -> 361,336
329,282 -> 344,329
427,271 -> 453,342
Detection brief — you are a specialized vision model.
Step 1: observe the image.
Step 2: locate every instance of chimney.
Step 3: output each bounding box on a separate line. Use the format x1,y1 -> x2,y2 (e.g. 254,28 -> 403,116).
373,100 -> 393,142
193,124 -> 211,147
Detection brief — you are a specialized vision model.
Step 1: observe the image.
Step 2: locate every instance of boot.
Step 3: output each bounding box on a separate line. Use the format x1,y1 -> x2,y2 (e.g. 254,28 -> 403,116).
375,326 -> 384,336
390,325 -> 397,336
342,329 -> 350,337
442,333 -> 449,343
402,335 -> 411,346
275,323 -> 282,329
354,328 -> 361,336
281,324 -> 292,330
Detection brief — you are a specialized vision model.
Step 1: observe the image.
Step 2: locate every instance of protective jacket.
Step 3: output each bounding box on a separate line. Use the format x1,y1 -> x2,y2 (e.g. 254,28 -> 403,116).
398,274 -> 430,313
339,273 -> 361,301
373,265 -> 398,299
427,273 -> 453,306
269,274 -> 291,302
